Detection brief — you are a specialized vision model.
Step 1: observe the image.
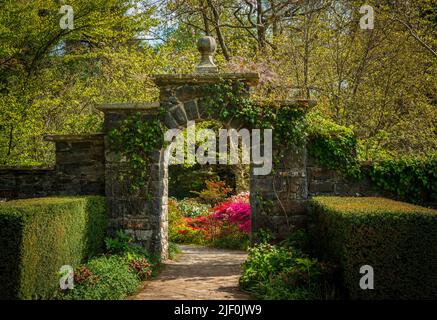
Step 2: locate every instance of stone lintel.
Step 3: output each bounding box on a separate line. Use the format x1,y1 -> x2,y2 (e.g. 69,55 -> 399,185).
44,133 -> 105,142
96,102 -> 160,113
152,73 -> 260,87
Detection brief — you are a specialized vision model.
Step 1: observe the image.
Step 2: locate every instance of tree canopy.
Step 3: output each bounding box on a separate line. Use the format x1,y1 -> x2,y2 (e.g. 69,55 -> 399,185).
0,0 -> 435,165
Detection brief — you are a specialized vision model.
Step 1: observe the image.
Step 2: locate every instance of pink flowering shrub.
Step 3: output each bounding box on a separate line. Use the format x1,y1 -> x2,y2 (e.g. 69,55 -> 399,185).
170,191 -> 251,249
211,201 -> 251,233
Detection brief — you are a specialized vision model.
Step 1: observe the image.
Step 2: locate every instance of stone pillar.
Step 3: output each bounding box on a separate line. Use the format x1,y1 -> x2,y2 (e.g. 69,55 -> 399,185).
97,103 -> 169,257
250,101 -> 314,239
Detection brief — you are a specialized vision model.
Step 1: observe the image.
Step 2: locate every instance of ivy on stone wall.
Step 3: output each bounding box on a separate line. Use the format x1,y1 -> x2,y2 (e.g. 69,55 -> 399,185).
307,113 -> 436,205
306,113 -> 361,178
202,80 -> 308,150
367,154 -> 437,205
108,113 -> 165,193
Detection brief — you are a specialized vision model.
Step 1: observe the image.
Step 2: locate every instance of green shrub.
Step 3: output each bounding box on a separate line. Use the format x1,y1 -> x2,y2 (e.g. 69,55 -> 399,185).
104,231 -> 161,273
367,153 -> 437,204
307,113 -> 361,178
171,226 -> 206,245
61,255 -> 140,300
240,231 -> 337,300
209,233 -> 250,250
310,196 -> 437,299
0,196 -> 107,299
176,198 -> 210,218
193,180 -> 233,205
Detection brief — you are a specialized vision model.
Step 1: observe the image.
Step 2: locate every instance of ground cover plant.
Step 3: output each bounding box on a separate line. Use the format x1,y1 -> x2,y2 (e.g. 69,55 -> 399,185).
239,230 -> 339,300
59,230 -> 162,300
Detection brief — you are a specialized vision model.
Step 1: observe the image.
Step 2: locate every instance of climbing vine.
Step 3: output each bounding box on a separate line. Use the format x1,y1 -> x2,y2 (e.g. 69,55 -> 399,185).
202,80 -> 308,152
108,113 -> 165,193
306,113 -> 361,179
367,154 -> 437,204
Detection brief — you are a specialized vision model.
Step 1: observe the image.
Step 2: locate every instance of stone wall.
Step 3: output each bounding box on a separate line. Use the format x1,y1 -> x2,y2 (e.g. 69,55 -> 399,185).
98,103 -> 167,257
307,155 -> 380,197
250,152 -> 381,239
0,134 -> 105,200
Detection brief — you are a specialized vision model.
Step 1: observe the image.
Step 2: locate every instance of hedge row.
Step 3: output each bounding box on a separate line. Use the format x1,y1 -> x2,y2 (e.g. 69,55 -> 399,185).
0,196 -> 107,299
310,196 -> 437,300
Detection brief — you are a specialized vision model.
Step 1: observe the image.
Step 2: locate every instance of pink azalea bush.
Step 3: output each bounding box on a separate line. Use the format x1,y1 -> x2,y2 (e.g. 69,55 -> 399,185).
170,191 -> 251,249
211,200 -> 251,233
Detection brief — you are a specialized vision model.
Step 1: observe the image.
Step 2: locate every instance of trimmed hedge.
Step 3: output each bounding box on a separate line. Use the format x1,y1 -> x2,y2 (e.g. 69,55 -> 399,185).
310,196 -> 437,300
0,196 -> 107,299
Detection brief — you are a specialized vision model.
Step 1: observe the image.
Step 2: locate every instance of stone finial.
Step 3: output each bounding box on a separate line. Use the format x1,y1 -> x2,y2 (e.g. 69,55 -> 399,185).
195,36 -> 218,73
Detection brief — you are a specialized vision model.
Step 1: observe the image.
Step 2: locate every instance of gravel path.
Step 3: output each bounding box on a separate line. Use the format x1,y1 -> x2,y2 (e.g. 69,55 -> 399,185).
130,245 -> 252,300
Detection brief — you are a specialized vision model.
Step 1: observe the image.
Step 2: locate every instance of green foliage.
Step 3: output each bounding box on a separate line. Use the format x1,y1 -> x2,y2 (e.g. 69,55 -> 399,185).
308,113 -> 436,204
310,196 -> 437,299
60,231 -> 162,300
108,113 -> 165,193
105,230 -> 136,255
170,227 -> 206,245
0,196 -> 107,299
126,253 -> 153,281
203,81 -> 308,150
104,230 -> 160,269
0,0 -> 161,166
367,153 -> 437,204
61,255 -> 140,300
240,231 -> 337,300
176,198 -> 210,218
193,180 -> 233,206
168,242 -> 181,260
307,113 -> 361,178
209,234 -> 250,251
168,197 -> 186,242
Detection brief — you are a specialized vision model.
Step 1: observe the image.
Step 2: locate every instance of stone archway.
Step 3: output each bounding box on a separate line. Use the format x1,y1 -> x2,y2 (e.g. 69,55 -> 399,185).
98,37 -> 311,259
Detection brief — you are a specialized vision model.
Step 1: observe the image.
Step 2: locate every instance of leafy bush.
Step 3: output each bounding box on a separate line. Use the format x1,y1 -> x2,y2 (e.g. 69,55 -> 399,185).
0,196 -> 107,300
367,153 -> 437,204
307,113 -> 436,205
211,200 -> 251,233
168,198 -> 187,242
240,231 -> 337,300
60,231 -> 158,300
310,196 -> 437,299
171,224 -> 207,245
307,113 -> 360,178
193,180 -> 233,205
105,230 -> 134,255
176,198 -> 210,217
104,230 -> 160,271
61,255 -> 140,300
126,253 -> 153,281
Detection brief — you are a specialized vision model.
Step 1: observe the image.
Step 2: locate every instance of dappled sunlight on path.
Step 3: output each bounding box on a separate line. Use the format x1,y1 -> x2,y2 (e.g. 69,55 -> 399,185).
129,245 -> 252,300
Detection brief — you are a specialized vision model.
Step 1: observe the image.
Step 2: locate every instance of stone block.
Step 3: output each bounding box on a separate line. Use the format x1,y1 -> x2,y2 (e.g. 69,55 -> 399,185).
164,112 -> 178,129
184,100 -> 199,121
170,105 -> 188,126
309,181 -> 334,194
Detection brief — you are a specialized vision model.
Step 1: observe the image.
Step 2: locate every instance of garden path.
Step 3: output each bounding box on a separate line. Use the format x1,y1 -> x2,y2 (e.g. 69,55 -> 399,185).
129,245 -> 252,300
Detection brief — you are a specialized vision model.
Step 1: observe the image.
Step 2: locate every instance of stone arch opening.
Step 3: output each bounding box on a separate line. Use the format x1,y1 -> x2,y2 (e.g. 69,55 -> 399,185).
99,37 -> 312,259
